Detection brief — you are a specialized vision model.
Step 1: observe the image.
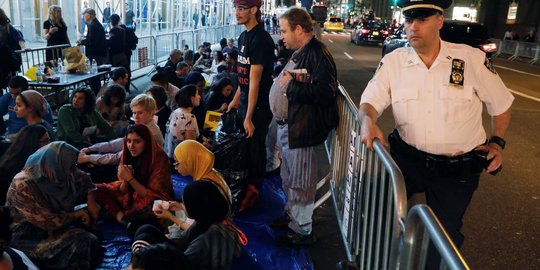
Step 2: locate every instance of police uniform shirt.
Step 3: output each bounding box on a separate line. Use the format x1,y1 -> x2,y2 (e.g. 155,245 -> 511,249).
360,40 -> 514,155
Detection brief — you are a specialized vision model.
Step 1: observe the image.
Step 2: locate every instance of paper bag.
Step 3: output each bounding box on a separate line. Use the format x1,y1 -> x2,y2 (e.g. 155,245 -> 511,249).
62,46 -> 88,73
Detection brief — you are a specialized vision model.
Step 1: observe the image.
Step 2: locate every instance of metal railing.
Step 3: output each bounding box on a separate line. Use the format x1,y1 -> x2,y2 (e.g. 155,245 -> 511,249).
400,204 -> 470,270
492,39 -> 540,64
329,85 -> 470,270
15,44 -> 71,74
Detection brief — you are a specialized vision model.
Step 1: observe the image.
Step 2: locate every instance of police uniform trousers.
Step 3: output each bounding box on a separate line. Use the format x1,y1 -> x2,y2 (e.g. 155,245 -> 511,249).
277,122 -> 318,235
390,140 -> 480,248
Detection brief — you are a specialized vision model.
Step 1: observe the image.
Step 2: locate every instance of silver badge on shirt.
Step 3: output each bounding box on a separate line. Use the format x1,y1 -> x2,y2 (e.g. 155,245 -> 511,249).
449,59 -> 465,88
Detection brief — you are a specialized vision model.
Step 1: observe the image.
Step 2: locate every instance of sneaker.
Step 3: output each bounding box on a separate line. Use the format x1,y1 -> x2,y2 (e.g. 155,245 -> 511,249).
277,231 -> 317,247
270,214 -> 291,229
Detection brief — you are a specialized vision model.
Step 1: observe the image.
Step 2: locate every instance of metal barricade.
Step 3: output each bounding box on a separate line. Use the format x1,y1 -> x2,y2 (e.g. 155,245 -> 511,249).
330,85 -> 470,270
154,33 -> 177,63
177,30 -> 196,51
400,204 -> 470,270
131,35 -> 156,71
15,44 -> 71,74
330,85 -> 407,269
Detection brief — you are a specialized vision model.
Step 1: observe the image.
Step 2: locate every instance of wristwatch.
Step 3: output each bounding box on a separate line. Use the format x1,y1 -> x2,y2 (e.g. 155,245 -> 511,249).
488,136 -> 506,149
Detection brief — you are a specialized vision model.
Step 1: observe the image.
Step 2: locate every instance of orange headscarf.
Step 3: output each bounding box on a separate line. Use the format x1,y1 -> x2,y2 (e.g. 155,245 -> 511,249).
174,140 -> 231,201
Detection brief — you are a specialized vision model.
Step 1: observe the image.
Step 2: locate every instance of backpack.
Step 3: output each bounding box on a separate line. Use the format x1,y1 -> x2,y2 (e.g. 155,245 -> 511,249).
123,26 -> 138,51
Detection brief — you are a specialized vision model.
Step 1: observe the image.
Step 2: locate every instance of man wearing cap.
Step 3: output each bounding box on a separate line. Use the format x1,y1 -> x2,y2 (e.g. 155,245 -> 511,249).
269,7 -> 338,246
227,0 -> 275,211
359,0 -> 513,257
79,8 -> 107,66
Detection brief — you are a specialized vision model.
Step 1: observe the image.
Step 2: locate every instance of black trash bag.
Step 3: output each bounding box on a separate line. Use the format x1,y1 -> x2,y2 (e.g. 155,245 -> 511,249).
212,132 -> 249,214
214,109 -> 244,144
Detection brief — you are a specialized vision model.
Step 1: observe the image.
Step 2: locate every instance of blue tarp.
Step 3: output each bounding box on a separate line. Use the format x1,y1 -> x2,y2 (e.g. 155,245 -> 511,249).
97,174 -> 313,270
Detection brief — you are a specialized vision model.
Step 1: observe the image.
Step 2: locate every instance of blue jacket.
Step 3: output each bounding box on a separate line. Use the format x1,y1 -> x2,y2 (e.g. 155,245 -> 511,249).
0,93 -> 54,135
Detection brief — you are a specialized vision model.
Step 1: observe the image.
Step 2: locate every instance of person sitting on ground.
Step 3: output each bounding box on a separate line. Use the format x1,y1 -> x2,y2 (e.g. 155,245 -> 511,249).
128,243 -> 192,270
132,179 -> 241,270
184,71 -> 208,131
226,50 -> 238,74
212,64 -> 238,90
97,67 -> 130,97
210,51 -> 227,73
222,38 -> 238,55
164,85 -> 201,158
0,206 -> 40,270
14,90 -> 55,140
176,61 -> 191,79
88,124 -> 173,234
193,45 -> 210,66
145,86 -> 172,138
151,72 -> 180,110
164,49 -> 183,70
0,76 -> 54,136
205,77 -> 234,113
96,84 -> 128,135
0,124 -> 50,205
56,87 -> 117,149
169,61 -> 191,89
183,50 -> 195,66
78,94 -> 164,166
6,142 -> 100,270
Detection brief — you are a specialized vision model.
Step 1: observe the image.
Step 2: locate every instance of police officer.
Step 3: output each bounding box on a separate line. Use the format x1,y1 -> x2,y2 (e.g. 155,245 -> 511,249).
358,0 -> 513,259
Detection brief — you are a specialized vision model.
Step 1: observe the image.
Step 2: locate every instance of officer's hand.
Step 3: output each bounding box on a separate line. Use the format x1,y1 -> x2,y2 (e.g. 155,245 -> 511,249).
360,116 -> 387,151
474,144 -> 503,173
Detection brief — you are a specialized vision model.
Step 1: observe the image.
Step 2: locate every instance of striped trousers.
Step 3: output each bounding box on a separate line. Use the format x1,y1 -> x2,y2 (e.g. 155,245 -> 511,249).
277,123 -> 318,235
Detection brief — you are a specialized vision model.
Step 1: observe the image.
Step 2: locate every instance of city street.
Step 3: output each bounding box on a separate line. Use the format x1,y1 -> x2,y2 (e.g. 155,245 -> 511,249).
317,29 -> 540,269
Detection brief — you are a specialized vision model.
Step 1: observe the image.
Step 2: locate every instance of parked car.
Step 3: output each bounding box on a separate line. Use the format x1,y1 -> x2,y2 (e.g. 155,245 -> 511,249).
324,17 -> 344,32
382,19 -> 498,58
350,20 -> 389,46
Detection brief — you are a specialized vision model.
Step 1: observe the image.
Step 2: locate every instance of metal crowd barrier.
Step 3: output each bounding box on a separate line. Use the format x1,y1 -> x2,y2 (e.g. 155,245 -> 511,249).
329,85 -> 469,270
492,39 -> 540,64
400,205 -> 470,270
128,25 -> 245,74
15,44 -> 71,74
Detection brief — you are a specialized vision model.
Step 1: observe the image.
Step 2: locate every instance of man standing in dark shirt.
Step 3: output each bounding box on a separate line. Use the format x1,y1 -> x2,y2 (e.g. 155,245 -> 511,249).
125,3 -> 136,30
228,0 -> 275,211
79,8 -> 107,65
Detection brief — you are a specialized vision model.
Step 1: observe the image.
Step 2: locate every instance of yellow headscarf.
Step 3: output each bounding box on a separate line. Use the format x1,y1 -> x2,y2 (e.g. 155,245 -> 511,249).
174,140 -> 232,201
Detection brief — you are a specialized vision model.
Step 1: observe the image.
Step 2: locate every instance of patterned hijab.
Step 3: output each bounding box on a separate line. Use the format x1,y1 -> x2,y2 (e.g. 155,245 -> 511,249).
24,141 -> 80,212
174,140 -> 231,201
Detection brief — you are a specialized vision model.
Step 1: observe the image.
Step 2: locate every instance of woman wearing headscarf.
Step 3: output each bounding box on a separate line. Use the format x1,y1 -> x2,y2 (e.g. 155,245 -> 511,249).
14,90 -> 55,140
0,124 -> 50,205
89,124 -> 173,231
6,142 -> 100,270
132,179 -> 244,270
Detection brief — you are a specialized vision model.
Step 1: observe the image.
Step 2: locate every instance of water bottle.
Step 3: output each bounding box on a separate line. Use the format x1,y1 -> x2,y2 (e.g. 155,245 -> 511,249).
36,65 -> 43,83
85,58 -> 91,73
91,59 -> 97,73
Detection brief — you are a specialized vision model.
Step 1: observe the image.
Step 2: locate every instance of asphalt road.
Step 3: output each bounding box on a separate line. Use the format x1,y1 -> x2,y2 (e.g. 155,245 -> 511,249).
318,29 -> 540,270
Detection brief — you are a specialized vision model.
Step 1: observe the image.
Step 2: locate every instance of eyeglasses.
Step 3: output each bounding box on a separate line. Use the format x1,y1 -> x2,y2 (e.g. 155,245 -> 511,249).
235,6 -> 252,11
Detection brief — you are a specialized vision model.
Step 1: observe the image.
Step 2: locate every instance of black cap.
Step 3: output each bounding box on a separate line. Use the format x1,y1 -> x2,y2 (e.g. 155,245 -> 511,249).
397,0 -> 452,19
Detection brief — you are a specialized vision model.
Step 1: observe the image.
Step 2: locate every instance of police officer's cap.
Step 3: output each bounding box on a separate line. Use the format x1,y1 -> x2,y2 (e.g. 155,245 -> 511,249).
397,0 -> 452,19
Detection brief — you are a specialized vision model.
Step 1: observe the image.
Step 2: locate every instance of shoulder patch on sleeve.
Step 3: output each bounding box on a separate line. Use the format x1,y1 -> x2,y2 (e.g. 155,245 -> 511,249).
375,61 -> 384,75
484,57 -> 497,74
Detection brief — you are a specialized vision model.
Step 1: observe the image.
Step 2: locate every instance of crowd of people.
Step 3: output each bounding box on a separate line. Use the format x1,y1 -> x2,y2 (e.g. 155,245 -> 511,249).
0,0 -> 342,268
0,0 -> 519,268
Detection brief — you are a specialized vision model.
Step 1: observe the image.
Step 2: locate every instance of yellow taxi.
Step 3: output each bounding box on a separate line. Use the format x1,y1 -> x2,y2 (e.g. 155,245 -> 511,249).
323,17 -> 344,32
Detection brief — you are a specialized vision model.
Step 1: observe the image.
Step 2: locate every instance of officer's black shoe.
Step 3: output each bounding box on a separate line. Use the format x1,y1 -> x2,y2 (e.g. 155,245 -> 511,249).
270,214 -> 291,229
276,231 -> 317,247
